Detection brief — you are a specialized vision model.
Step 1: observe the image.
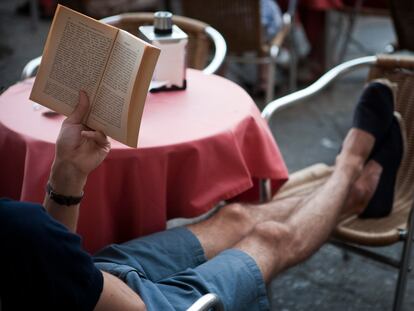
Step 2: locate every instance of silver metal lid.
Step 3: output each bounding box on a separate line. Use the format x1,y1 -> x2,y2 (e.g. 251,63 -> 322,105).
154,11 -> 173,33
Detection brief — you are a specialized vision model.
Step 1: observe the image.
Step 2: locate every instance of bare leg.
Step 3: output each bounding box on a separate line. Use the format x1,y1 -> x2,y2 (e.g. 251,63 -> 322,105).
233,129 -> 374,282
340,160 -> 382,219
189,127 -> 384,286
188,195 -> 306,259
189,130 -> 381,262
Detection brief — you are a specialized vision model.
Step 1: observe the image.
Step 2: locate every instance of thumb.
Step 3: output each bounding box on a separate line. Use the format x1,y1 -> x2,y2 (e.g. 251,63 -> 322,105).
67,90 -> 90,124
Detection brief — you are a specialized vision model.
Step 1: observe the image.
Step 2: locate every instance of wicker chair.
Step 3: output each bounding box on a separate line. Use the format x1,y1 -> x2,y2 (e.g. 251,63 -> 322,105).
180,0 -> 298,103
21,13 -> 226,80
261,54 -> 414,311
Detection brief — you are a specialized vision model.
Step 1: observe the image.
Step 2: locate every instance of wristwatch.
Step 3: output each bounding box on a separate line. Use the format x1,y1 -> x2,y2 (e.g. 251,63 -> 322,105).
46,182 -> 84,206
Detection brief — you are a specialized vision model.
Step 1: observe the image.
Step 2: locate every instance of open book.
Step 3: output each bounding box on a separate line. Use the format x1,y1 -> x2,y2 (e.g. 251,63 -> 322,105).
30,5 -> 160,147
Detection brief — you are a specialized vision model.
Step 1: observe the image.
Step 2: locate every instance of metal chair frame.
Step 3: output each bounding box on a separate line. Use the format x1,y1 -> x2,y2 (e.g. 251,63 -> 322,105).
332,0 -> 389,65
187,293 -> 224,311
260,55 -> 414,311
21,13 -> 227,80
0,293 -> 222,311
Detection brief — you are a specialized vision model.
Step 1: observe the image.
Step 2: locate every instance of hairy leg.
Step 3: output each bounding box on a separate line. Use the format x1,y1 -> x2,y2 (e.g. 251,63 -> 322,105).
189,133 -> 380,260
340,159 -> 382,219
187,195 -> 306,259
233,129 -> 374,282
188,130 -> 381,262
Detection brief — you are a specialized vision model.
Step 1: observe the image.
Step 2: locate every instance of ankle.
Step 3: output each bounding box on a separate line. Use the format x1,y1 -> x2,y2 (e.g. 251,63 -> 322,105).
336,153 -> 364,173
341,129 -> 375,162
352,160 -> 382,214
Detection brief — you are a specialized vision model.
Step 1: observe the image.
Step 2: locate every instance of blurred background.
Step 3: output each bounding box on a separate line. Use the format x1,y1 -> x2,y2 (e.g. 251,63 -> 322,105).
0,0 -> 413,310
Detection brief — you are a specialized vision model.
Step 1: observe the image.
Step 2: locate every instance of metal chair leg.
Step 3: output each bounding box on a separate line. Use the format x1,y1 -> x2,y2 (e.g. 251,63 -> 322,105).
266,61 -> 276,104
288,34 -> 298,92
337,0 -> 364,64
393,207 -> 414,311
187,293 -> 224,311
259,179 -> 272,203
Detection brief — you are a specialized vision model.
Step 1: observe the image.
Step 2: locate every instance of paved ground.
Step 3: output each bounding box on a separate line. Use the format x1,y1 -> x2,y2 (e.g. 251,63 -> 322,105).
0,1 -> 413,310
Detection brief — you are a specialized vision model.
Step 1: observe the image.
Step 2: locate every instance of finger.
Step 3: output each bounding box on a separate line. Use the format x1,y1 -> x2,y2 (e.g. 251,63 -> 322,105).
81,130 -> 110,148
67,90 -> 90,124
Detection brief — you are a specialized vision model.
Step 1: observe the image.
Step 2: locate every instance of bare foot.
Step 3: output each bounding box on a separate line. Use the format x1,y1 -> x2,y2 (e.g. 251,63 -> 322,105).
341,160 -> 382,218
335,128 -> 375,181
339,128 -> 375,163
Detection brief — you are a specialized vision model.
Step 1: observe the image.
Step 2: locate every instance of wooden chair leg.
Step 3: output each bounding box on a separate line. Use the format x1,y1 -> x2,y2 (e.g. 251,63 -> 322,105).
393,207 -> 414,311
393,238 -> 413,311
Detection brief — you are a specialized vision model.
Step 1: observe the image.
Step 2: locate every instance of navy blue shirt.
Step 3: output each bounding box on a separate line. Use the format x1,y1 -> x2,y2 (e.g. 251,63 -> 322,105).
0,198 -> 103,311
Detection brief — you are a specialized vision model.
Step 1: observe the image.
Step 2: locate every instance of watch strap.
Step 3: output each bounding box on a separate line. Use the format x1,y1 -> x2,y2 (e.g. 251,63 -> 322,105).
46,182 -> 84,206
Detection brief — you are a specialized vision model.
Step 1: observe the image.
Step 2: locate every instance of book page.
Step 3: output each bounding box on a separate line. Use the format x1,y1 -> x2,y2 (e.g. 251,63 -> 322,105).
86,30 -> 146,143
30,5 -> 117,116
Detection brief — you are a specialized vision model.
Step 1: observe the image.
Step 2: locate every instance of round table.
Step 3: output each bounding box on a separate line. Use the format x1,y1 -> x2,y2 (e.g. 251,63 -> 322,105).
0,69 -> 288,253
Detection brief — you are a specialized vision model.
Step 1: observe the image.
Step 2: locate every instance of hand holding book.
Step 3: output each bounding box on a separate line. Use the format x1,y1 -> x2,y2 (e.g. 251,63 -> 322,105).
30,5 -> 160,147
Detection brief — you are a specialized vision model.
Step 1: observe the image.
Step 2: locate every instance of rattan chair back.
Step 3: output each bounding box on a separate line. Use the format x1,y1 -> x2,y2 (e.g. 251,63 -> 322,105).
332,55 -> 414,245
181,0 -> 263,55
367,55 -> 414,222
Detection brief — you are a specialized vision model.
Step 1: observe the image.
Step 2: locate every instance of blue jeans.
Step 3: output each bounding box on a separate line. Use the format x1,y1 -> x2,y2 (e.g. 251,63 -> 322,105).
94,227 -> 270,311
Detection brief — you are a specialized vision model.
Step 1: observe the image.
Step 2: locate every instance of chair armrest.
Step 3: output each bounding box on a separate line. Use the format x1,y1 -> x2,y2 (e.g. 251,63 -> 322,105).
261,55 -> 377,123
202,26 -> 227,75
186,293 -> 224,311
258,55 -> 377,202
21,56 -> 42,80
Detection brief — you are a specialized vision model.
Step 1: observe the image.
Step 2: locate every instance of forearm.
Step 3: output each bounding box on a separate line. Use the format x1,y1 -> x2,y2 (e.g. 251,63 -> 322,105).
42,91 -> 109,232
43,160 -> 87,232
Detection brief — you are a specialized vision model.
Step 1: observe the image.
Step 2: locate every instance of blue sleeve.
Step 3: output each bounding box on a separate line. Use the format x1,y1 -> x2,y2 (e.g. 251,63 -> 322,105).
260,0 -> 283,41
0,198 -> 103,311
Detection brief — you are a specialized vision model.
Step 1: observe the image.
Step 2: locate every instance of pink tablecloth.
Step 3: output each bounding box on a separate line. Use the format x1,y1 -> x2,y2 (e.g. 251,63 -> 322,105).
0,69 -> 288,253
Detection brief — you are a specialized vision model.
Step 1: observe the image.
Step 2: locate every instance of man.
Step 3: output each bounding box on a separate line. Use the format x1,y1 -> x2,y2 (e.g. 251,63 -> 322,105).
0,81 -> 403,310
